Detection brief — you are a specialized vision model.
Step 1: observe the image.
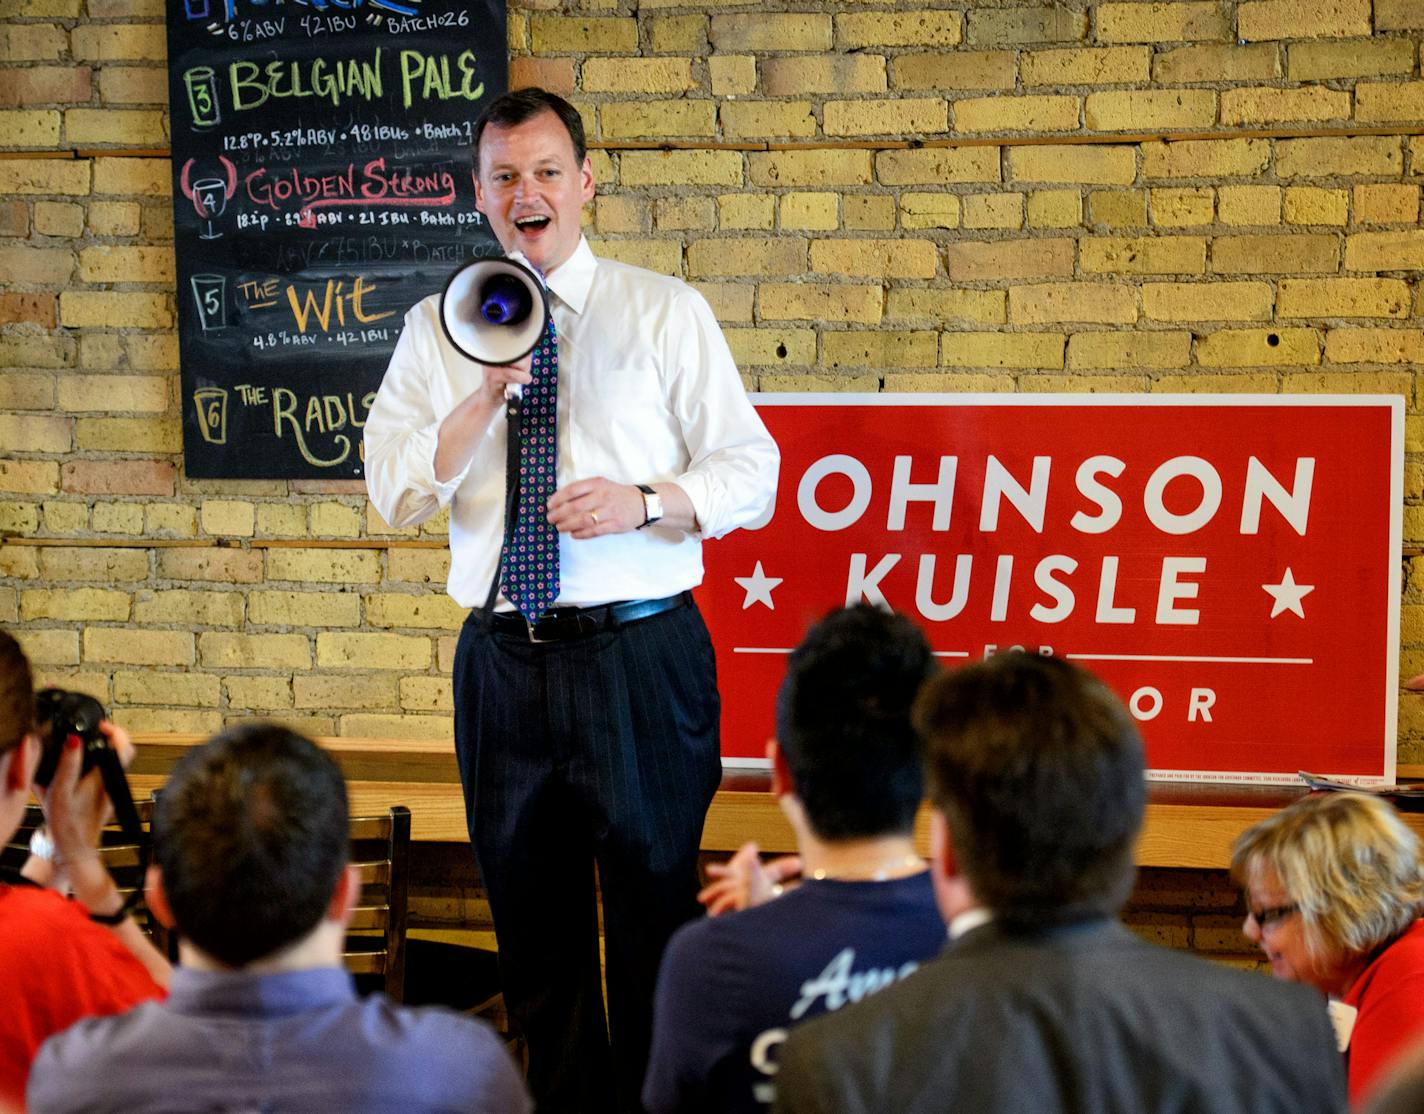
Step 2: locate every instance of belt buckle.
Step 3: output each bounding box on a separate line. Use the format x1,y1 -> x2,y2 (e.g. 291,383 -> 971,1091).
525,616 -> 555,644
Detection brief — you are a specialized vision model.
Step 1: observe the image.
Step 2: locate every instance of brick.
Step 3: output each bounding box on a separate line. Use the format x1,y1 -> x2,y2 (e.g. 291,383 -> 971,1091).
843,195 -> 897,231
77,336 -> 125,371
14,584 -> 120,624
84,628 -> 193,667
836,10 -> 961,48
597,196 -> 647,234
529,15 -> 636,53
124,335 -> 178,371
0,460 -> 59,495
308,502 -> 360,538
711,13 -> 831,51
648,14 -> 707,53
1276,136 -> 1402,179
883,371 -> 1012,393
75,417 -> 181,453
365,592 -> 468,629
1289,40 -> 1414,81
0,294 -> 57,327
1217,185 -> 1281,225
266,547 -> 380,584
893,50 -> 1013,91
779,192 -> 838,231
686,237 -> 803,278
0,66 -> 91,105
1006,145 -> 1135,185
759,283 -> 882,324
1009,283 -> 1137,325
129,589 -> 241,628
65,107 -> 166,145
942,332 -> 1065,369
955,94 -> 1079,133
199,632 -> 310,670
0,546 -> 40,579
1022,46 -> 1150,85
1284,187 -> 1349,226
0,200 -> 27,235
602,100 -> 715,138
885,288 -> 1005,325
247,589 -> 361,628
91,157 -> 169,197
76,246 -> 174,284
0,246 -> 72,286
1224,86 -> 1349,126
61,460 -> 174,497
1151,187 -> 1213,227
0,25 -> 68,61
400,676 -> 453,713
56,373 -> 168,414
114,671 -> 219,707
1142,282 -> 1274,321
899,192 -> 961,229
822,331 -> 938,368
254,503 -> 304,537
70,23 -> 164,60
509,57 -> 575,96
716,193 -> 773,230
708,55 -> 756,97
762,55 -> 886,96
1285,370 -> 1413,397
875,147 -> 999,185
1067,332 -> 1191,369
588,57 -> 703,95
0,414 -> 70,453
1377,0 -> 1424,29
759,372 -> 880,393
719,100 -> 814,140
809,238 -> 937,279
59,292 -> 173,330
14,629 -> 77,665
89,503 -> 141,533
1323,328 -> 1424,364
388,549 -> 450,585
962,193 -> 1023,230
1080,236 -> 1207,275
945,238 -> 1074,280
965,6 -> 1086,45
40,501 -> 84,533
1089,189 -> 1147,228
98,66 -> 167,105
592,240 -> 680,275
723,328 -> 816,366
33,201 -> 83,238
1142,139 -> 1269,179
1237,0 -> 1369,40
620,150 -> 742,187
1355,185 -> 1419,225
1212,234 -> 1338,274
750,150 -> 873,187
1357,82 -> 1424,125
1196,328 -> 1321,367
1096,2 -> 1230,42
1153,43 -> 1280,83
156,546 -> 262,584
1345,231 -> 1424,272
341,714 -> 451,741
1085,90 -> 1215,131
316,632 -> 430,670
1027,189 -> 1082,228
825,97 -> 947,136
195,500 -> 254,538
1151,372 -> 1279,393
0,335 -> 75,369
0,503 -> 39,534
294,674 -> 397,711
0,372 -> 53,409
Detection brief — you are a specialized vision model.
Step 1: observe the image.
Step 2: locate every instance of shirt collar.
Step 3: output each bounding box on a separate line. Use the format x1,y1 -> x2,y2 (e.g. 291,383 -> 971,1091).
949,906 -> 994,940
166,965 -> 356,1019
543,236 -> 596,316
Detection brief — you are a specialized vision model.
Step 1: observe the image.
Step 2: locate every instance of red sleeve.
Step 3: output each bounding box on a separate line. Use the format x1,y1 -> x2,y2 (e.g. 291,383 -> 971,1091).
1346,933 -> 1424,1106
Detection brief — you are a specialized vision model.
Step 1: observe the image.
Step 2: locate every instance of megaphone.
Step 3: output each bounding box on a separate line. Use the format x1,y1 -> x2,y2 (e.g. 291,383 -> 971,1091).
439,252 -> 550,367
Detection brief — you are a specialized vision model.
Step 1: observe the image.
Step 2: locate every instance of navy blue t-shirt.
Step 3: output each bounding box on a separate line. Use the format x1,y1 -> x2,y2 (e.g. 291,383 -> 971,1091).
643,872 -> 945,1114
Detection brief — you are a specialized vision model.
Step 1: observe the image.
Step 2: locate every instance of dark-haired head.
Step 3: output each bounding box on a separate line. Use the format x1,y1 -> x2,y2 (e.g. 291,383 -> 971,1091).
0,629 -> 34,763
775,605 -> 937,841
153,723 -> 349,968
473,87 -> 585,176
914,652 -> 1146,926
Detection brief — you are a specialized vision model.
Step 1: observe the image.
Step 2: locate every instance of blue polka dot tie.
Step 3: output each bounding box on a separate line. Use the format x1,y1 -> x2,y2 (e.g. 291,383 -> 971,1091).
501,317 -> 559,621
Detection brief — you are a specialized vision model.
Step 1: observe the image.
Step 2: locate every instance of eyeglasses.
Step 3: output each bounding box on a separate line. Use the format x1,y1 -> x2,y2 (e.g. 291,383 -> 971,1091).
1247,902 -> 1300,929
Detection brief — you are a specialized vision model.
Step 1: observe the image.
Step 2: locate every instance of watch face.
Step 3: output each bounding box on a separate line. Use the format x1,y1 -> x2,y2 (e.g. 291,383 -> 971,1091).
644,490 -> 663,524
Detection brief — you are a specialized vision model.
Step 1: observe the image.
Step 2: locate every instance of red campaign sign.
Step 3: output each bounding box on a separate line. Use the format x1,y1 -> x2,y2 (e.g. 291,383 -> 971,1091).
695,395 -> 1403,784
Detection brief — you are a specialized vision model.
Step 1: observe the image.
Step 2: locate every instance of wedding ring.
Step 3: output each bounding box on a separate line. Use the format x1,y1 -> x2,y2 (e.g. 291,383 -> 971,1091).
589,510 -> 599,525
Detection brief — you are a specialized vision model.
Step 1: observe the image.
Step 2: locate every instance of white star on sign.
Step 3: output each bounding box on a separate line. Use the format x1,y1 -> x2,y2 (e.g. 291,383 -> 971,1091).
1263,568 -> 1315,619
734,561 -> 783,611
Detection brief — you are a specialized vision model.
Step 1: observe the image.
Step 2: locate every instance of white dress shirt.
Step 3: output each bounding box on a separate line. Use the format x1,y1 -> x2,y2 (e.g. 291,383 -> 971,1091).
364,238 -> 780,609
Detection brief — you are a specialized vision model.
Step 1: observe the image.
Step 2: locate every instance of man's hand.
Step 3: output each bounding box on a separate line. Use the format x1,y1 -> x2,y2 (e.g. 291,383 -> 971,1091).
547,478 -> 646,538
434,354 -> 534,483
698,841 -> 803,917
40,720 -> 133,864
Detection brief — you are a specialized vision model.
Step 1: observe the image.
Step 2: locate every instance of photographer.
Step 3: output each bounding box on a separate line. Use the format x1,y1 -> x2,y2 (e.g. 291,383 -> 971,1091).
0,630 -> 168,1109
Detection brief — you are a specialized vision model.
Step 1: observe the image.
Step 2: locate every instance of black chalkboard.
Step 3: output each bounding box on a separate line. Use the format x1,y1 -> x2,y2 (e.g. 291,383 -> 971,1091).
166,0 -> 505,479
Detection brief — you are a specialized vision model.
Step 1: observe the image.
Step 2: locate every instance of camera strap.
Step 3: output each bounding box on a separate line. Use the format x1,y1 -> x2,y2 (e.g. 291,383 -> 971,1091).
95,747 -> 150,919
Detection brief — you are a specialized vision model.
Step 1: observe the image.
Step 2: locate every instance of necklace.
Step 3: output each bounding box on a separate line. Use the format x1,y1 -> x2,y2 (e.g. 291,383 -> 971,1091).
810,853 -> 925,883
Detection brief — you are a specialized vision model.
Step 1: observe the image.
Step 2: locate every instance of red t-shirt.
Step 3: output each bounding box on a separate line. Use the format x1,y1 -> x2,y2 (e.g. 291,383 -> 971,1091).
0,883 -> 164,1110
1342,918 -> 1424,1106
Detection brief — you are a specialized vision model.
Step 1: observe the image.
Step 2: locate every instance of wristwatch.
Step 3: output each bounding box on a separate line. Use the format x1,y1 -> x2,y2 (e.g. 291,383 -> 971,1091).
636,484 -> 663,529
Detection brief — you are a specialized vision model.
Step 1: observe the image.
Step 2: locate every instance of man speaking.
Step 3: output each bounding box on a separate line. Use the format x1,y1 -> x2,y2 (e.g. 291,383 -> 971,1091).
364,88 -> 779,1113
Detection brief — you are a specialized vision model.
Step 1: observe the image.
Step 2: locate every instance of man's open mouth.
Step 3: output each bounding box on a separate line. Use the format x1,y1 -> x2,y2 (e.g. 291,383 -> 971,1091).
515,215 -> 550,230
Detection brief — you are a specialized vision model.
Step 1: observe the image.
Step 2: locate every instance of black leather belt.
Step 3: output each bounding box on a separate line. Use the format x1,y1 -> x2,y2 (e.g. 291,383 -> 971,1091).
488,591 -> 692,643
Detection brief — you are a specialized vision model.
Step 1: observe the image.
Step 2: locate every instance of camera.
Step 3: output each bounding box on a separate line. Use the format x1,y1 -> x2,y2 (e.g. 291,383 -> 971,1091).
33,687 -> 109,789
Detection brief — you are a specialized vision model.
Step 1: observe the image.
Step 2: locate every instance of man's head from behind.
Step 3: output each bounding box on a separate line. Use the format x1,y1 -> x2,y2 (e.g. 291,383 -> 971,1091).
915,652 -> 1146,926
152,723 -> 349,968
774,605 -> 937,841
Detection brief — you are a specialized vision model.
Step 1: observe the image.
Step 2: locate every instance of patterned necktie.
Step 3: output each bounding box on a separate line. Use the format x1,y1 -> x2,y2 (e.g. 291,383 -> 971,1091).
502,316 -> 560,620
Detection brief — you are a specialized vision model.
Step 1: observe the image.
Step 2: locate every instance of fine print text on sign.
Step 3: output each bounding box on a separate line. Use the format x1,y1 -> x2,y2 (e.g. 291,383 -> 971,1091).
697,395 -> 1402,785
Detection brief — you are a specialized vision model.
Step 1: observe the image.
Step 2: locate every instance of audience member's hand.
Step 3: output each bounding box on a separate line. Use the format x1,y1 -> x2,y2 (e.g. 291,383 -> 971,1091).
698,841 -> 802,917
39,720 -> 133,862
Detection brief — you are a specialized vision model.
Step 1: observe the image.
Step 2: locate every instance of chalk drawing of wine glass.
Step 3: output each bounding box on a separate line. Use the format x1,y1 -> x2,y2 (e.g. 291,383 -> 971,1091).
179,156 -> 238,241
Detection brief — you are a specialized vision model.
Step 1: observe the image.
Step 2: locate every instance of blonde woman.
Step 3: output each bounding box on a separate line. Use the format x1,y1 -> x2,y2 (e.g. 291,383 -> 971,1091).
1233,793 -> 1424,1107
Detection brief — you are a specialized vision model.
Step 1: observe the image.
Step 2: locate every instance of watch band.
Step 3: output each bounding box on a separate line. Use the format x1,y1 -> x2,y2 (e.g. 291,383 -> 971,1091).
636,484 -> 662,529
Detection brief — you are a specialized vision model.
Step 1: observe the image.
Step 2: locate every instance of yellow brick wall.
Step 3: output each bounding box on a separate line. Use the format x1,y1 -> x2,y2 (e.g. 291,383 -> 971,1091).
5,0 -> 1424,762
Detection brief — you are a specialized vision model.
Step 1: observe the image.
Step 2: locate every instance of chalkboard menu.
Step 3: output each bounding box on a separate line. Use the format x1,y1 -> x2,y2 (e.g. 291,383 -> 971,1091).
166,0 -> 505,478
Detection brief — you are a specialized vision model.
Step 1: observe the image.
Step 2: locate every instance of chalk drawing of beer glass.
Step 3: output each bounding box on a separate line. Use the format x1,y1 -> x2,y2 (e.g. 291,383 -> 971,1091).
193,387 -> 229,445
192,177 -> 228,240
183,65 -> 220,129
190,273 -> 227,331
